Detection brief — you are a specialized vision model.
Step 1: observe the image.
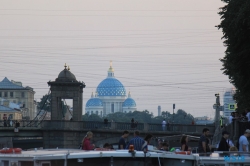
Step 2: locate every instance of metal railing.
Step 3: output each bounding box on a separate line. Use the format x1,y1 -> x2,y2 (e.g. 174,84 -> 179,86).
0,120 -> 215,133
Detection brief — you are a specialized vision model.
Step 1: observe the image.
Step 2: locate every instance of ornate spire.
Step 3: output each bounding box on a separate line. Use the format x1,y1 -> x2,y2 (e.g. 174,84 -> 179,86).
128,91 -> 131,98
95,92 -> 98,98
107,61 -> 114,77
64,63 -> 67,69
91,91 -> 94,98
67,66 -> 70,71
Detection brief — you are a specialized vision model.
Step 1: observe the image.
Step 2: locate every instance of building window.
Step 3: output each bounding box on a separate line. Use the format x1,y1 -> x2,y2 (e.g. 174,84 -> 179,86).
10,92 -> 13,98
21,92 -> 25,97
111,104 -> 114,113
4,92 -> 8,97
96,111 -> 98,115
0,92 -> 2,97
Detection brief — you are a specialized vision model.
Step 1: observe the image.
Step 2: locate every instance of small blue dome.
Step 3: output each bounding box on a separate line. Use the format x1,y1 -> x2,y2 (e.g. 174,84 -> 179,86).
86,98 -> 103,107
123,98 -> 136,107
97,77 -> 126,96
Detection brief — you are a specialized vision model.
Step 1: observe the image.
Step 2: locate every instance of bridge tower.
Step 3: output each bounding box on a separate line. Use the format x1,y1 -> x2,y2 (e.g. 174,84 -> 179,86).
48,64 -> 85,121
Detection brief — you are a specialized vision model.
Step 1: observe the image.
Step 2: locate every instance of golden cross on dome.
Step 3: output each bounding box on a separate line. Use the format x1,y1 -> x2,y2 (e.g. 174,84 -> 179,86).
64,63 -> 67,69
68,66 -> 70,70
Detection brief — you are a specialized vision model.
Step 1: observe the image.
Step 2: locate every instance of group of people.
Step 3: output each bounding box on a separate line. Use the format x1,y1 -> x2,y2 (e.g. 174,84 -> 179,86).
199,127 -> 250,153
229,108 -> 250,123
80,126 -> 250,153
223,129 -> 250,152
80,130 -> 193,152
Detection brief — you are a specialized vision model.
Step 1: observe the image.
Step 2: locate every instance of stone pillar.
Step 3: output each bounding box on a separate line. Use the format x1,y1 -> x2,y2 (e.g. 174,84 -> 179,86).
51,95 -> 58,120
143,123 -> 149,132
73,96 -> 81,121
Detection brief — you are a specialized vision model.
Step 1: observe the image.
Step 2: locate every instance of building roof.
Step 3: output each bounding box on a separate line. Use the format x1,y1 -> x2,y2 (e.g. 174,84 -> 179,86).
97,77 -> 126,96
0,105 -> 19,112
55,64 -> 77,82
123,98 -> 136,107
0,77 -> 27,90
86,97 -> 103,107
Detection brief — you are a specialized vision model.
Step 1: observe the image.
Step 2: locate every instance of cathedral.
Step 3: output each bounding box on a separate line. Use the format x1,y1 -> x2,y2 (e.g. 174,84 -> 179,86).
85,62 -> 137,117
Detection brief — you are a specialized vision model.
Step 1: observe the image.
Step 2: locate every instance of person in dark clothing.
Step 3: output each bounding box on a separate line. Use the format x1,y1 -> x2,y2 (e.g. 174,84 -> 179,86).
104,118 -> 108,128
180,135 -> 189,151
131,118 -> 135,129
217,131 -> 230,151
198,128 -> 211,153
118,130 -> 129,149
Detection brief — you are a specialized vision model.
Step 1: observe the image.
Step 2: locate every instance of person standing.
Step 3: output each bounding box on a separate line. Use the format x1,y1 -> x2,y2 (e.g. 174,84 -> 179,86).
82,131 -> 95,150
142,134 -> 153,151
239,129 -> 250,152
131,118 -> 135,129
162,119 -> 166,131
118,130 -> 129,149
229,112 -> 235,124
217,131 -> 230,151
198,128 -> 211,153
126,131 -> 145,151
180,135 -> 190,151
245,109 -> 250,122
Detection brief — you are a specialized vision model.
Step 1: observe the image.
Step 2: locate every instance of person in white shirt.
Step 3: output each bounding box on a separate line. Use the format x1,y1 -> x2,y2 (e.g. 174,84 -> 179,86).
228,112 -> 235,124
239,129 -> 250,152
245,109 -> 250,122
162,119 -> 166,131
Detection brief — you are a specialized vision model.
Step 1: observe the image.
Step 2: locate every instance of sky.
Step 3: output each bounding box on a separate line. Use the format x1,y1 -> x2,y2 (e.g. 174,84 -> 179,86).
0,0 -> 232,118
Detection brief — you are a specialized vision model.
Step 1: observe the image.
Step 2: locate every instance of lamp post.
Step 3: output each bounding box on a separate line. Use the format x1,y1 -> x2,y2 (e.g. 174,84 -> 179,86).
173,104 -> 175,123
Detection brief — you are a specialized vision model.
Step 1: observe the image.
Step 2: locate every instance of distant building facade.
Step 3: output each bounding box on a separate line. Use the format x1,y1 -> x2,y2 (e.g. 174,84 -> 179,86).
223,88 -> 236,118
0,77 -> 36,119
0,105 -> 22,120
85,62 -> 137,116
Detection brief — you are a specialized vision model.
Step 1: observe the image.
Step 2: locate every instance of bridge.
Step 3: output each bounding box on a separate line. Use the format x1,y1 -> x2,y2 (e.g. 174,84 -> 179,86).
0,120 -> 215,149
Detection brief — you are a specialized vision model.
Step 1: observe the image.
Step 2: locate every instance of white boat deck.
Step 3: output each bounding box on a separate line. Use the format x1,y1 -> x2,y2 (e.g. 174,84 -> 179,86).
0,149 -> 249,166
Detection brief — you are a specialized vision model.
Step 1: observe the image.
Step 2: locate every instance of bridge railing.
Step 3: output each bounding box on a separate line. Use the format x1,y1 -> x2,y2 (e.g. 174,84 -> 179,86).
148,123 -> 215,133
0,120 -> 214,133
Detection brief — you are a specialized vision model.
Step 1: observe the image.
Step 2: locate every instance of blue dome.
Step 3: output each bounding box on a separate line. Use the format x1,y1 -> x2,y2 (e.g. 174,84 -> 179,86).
97,77 -> 126,96
86,98 -> 103,107
123,98 -> 136,107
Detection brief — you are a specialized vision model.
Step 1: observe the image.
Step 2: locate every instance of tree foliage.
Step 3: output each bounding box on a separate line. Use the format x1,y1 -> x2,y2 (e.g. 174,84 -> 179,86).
217,0 -> 250,111
37,94 -> 68,116
82,109 -> 194,124
37,94 -> 51,112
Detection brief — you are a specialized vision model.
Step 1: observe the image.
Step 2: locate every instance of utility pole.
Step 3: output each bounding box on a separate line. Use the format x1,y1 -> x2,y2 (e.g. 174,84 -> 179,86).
173,104 -> 175,123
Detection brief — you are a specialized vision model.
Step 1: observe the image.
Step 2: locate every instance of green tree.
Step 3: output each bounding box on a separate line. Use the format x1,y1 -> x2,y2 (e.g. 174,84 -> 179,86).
82,113 -> 102,121
217,0 -> 250,111
37,94 -> 68,117
37,94 -> 51,112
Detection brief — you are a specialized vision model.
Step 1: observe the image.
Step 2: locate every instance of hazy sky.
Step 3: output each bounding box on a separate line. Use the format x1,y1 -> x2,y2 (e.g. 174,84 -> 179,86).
0,0 -> 231,118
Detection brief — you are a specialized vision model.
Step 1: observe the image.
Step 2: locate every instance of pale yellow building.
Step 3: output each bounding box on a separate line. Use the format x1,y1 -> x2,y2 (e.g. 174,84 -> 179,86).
0,105 -> 22,120
0,77 -> 36,119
